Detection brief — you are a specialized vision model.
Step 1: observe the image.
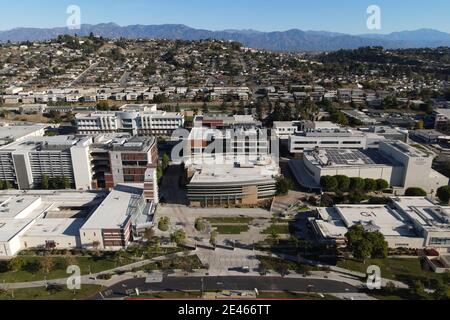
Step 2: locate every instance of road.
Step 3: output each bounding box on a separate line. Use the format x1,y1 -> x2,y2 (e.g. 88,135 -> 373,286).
69,61 -> 100,87
93,276 -> 359,299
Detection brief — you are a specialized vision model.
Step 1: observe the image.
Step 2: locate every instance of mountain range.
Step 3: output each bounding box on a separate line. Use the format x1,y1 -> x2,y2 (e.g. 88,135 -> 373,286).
1,23 -> 450,51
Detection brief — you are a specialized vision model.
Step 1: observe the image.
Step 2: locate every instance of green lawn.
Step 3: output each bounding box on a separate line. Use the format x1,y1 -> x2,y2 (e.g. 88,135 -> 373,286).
212,225 -> 250,234
142,255 -> 205,272
0,285 -> 102,300
337,257 -> 448,284
205,217 -> 255,224
262,224 -> 292,235
0,256 -> 131,283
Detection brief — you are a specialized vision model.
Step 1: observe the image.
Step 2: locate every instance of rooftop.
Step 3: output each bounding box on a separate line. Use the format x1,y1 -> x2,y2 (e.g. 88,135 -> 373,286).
188,156 -> 278,185
0,123 -> 47,146
304,148 -> 392,168
81,185 -> 144,230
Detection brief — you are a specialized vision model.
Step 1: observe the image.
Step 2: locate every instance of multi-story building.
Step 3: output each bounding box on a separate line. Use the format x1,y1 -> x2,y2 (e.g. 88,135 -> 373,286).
0,136 -> 93,190
90,135 -> 158,201
0,134 -> 159,203
290,140 -> 449,193
0,185 -> 155,257
311,197 -> 450,251
75,104 -> 184,137
179,116 -> 280,207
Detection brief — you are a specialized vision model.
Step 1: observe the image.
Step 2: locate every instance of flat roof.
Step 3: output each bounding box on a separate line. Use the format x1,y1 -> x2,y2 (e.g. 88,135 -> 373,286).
304,148 -> 392,168
335,205 -> 416,237
188,156 -> 278,185
81,185 -> 143,230
0,190 -> 103,243
0,135 -> 91,152
23,218 -> 85,237
0,124 -> 46,145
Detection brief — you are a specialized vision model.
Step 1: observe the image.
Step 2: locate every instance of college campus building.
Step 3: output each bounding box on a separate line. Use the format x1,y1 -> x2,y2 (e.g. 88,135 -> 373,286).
311,197 -> 450,251
289,140 -> 448,193
0,134 -> 159,203
186,156 -> 279,207
0,123 -> 47,146
0,185 -> 155,257
75,104 -> 184,137
178,116 -> 280,207
274,121 -> 407,154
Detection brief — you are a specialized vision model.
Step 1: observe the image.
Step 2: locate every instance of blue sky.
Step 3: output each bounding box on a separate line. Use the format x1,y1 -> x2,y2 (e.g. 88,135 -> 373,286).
1,0 -> 449,34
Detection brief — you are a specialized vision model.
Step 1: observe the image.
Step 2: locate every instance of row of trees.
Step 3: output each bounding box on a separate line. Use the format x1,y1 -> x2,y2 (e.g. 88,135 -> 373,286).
320,175 -> 389,193
3,256 -> 75,275
40,175 -> 72,190
0,180 -> 14,190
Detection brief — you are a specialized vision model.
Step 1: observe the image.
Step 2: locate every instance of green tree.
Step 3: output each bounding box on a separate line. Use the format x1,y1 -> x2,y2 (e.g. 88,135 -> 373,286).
7,257 -> 25,272
96,101 -> 110,111
40,257 -> 54,275
405,187 -> 427,197
63,177 -> 71,189
276,176 -> 293,196
436,186 -> 450,204
210,231 -> 218,247
158,217 -> 170,232
376,179 -> 389,191
364,179 -> 377,192
345,225 -> 388,261
320,176 -> 338,192
195,218 -> 206,232
335,175 -> 350,192
170,229 -> 186,245
161,154 -> 170,171
367,232 -> 388,258
349,177 -> 365,192
41,175 -> 50,190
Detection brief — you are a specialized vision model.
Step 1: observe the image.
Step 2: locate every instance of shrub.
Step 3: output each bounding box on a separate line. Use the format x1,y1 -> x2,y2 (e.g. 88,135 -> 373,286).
437,185 -> 450,203
364,179 -> 377,192
376,179 -> 389,191
335,175 -> 350,191
349,177 -> 365,192
405,187 -> 427,197
320,176 -> 338,192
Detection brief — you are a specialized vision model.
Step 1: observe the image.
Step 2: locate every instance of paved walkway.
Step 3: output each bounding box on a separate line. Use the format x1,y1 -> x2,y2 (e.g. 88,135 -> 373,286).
0,251 -> 196,290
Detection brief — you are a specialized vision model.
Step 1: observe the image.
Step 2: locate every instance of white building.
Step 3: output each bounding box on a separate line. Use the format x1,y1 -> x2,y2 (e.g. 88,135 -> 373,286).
0,185 -> 154,257
311,197 -> 450,251
290,140 -> 448,193
75,104 -> 184,136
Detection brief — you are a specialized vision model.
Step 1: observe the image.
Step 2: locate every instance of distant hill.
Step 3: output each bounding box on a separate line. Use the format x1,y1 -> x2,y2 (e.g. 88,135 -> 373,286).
1,23 -> 450,51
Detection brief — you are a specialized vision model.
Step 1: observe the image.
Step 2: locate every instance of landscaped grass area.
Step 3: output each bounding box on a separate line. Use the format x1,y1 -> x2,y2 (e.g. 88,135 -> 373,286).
262,224 -> 292,235
142,255 -> 205,272
205,217 -> 255,224
337,257 -> 448,284
0,255 -> 132,283
258,256 -> 319,274
0,285 -> 102,300
212,225 -> 250,234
